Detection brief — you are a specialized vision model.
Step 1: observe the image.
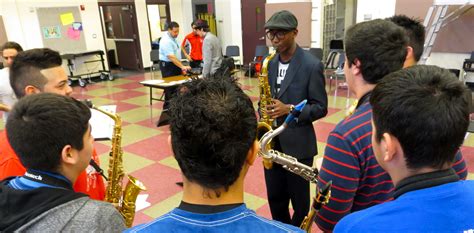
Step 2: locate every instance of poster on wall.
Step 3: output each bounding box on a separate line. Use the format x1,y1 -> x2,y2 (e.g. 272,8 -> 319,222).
60,12 -> 75,26
42,26 -> 62,39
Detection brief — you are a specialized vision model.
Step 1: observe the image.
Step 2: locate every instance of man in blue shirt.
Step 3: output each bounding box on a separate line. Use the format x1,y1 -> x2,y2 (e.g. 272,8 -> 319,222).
127,76 -> 303,232
335,65 -> 474,232
159,21 -> 191,110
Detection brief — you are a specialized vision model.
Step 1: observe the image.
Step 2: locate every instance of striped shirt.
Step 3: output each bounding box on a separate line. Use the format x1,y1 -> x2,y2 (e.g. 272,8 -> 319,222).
315,96 -> 468,231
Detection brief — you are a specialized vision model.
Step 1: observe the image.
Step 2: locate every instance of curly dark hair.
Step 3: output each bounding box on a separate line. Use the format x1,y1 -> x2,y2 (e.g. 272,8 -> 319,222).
345,19 -> 408,84
169,76 -> 257,195
371,65 -> 471,170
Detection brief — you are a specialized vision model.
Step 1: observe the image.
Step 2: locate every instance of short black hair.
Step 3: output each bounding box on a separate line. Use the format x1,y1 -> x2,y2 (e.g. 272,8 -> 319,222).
1,41 -> 23,52
9,48 -> 62,98
194,19 -> 210,32
345,19 -> 408,84
6,93 -> 91,172
169,76 -> 257,195
387,15 -> 425,62
371,65 -> 471,170
167,21 -> 179,30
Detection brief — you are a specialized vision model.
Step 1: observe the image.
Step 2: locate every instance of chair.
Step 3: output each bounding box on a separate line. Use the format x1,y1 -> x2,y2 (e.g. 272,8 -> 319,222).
308,48 -> 323,61
225,45 -> 241,68
150,50 -> 160,79
325,49 -> 347,97
248,45 -> 269,77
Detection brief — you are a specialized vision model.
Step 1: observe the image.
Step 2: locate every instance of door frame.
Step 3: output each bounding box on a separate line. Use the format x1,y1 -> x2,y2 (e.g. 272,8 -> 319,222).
240,0 -> 267,64
98,0 -> 144,70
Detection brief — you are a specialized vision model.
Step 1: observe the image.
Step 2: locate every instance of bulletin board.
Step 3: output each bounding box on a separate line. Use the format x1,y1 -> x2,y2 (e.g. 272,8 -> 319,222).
265,2 -> 312,48
37,7 -> 86,53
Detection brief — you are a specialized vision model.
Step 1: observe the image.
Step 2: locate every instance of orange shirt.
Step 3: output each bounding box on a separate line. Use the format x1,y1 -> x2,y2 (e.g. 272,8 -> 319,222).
0,130 -> 105,200
181,32 -> 203,61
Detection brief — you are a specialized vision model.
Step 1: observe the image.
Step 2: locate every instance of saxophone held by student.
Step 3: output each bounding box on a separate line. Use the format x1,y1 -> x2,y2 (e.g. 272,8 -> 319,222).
86,101 -> 146,228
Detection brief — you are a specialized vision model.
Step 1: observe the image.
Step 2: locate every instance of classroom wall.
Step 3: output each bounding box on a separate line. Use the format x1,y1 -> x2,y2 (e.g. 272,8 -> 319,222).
215,0 -> 243,61
0,0 -> 109,68
356,0 -> 396,22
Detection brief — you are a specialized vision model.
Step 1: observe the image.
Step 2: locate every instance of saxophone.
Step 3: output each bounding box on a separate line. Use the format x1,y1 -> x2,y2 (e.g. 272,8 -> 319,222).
88,103 -> 147,228
259,100 -> 332,232
257,52 -> 276,169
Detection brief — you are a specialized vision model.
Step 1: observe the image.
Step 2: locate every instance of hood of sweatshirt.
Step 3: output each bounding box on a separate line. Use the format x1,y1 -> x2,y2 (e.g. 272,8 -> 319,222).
0,177 -> 85,231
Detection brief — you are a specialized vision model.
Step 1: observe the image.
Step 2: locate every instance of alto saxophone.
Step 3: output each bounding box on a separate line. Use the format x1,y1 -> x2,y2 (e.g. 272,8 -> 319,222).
87,103 -> 146,228
259,100 -> 332,233
257,52 -> 276,169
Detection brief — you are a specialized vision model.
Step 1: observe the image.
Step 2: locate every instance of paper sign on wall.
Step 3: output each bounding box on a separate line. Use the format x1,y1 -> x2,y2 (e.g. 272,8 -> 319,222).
66,27 -> 81,40
42,26 -> 62,39
60,12 -> 75,25
72,22 -> 83,31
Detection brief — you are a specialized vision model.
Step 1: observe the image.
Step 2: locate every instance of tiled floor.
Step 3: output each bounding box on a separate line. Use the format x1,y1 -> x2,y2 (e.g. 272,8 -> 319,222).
5,70 -> 473,231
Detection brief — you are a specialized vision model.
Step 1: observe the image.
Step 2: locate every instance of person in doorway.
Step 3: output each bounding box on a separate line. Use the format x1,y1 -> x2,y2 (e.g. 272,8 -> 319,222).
181,20 -> 203,69
194,19 -> 223,78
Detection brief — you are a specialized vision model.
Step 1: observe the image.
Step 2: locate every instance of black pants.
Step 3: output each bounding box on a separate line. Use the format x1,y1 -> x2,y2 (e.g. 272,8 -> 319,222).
189,60 -> 202,69
264,138 -> 313,227
159,61 -> 182,110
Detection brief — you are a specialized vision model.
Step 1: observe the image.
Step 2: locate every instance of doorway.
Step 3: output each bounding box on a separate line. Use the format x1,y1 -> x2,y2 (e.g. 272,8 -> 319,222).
99,2 -> 143,71
241,0 -> 266,64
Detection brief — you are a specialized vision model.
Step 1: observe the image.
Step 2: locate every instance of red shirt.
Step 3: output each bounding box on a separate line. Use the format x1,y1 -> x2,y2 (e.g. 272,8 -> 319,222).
181,32 -> 203,61
0,130 -> 106,200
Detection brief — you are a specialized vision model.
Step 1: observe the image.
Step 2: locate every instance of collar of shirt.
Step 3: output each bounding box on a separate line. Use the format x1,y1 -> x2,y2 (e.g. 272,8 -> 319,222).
8,169 -> 73,191
393,168 -> 459,199
178,201 -> 244,214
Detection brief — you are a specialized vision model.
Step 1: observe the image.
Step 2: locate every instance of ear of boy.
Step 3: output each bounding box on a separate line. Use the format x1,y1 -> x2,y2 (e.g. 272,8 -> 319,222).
246,141 -> 259,166
24,85 -> 41,96
61,145 -> 78,165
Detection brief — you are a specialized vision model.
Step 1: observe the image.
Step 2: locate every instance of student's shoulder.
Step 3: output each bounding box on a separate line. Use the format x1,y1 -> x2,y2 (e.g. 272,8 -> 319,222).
244,211 -> 304,232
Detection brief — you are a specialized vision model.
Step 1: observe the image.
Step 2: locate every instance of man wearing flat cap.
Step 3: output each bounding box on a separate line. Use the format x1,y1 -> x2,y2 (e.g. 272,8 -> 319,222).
262,10 -> 328,226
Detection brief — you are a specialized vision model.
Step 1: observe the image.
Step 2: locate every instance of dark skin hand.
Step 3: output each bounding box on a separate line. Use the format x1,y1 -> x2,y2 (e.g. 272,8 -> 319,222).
266,98 -> 291,119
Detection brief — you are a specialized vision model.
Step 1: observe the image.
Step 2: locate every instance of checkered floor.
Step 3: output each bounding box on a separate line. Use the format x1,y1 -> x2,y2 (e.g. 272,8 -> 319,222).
4,70 -> 472,231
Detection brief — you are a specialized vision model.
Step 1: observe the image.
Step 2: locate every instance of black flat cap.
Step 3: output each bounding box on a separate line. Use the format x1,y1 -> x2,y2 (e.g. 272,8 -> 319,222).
264,10 -> 298,30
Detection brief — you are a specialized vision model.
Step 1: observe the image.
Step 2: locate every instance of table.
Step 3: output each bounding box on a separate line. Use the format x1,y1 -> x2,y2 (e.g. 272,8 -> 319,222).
140,75 -> 198,105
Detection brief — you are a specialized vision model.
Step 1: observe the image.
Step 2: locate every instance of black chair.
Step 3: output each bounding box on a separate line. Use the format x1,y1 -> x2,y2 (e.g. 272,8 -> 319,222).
308,48 -> 323,61
249,45 -> 269,77
150,50 -> 160,79
225,45 -> 241,68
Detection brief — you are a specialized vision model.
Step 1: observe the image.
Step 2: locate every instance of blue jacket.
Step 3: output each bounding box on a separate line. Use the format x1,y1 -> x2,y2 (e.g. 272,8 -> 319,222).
334,180 -> 474,232
126,204 -> 303,233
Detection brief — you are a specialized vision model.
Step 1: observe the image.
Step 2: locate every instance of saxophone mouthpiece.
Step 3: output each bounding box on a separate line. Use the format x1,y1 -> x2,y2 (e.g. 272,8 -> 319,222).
284,99 -> 307,125
81,99 -> 94,108
89,159 -> 108,181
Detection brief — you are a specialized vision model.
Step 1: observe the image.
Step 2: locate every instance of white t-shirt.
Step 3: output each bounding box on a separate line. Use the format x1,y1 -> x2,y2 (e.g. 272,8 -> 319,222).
276,61 -> 290,94
0,68 -> 17,121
